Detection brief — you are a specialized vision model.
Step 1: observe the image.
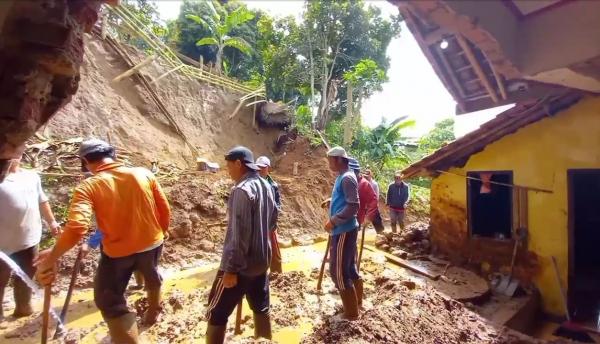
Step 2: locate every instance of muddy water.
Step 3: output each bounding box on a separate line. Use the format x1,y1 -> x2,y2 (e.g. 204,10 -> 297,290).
0,232 -> 399,343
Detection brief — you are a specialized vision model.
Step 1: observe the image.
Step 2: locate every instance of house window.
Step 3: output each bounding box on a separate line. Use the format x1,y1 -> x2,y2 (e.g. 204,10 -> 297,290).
467,171 -> 513,239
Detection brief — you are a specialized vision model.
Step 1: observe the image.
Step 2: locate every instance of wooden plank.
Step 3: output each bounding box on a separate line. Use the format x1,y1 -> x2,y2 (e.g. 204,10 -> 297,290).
151,64 -> 185,84
456,35 -> 499,103
228,100 -> 245,120
112,54 -> 156,82
363,245 -> 441,280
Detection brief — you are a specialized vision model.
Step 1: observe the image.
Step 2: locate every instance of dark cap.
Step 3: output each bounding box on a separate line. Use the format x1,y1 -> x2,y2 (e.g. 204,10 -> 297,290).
224,146 -> 259,170
78,138 -> 114,159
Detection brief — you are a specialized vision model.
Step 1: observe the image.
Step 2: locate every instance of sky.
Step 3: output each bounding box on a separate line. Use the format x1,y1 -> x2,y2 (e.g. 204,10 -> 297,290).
154,0 -> 510,138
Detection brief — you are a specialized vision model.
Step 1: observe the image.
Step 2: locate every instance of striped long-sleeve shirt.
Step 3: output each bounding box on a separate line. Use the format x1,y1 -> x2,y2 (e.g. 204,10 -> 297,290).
220,171 -> 278,276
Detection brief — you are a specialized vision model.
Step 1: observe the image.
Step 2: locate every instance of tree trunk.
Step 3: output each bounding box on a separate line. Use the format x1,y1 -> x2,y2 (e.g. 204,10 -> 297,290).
307,29 -> 316,120
215,45 -> 223,74
343,81 -> 353,147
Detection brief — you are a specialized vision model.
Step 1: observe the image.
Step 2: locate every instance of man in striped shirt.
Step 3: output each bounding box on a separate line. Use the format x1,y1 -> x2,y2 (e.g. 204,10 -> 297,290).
205,146 -> 278,344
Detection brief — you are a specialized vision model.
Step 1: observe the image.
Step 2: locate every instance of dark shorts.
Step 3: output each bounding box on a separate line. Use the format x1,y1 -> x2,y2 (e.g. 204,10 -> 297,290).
206,271 -> 269,326
94,244 -> 162,319
330,229 -> 360,290
0,245 -> 38,303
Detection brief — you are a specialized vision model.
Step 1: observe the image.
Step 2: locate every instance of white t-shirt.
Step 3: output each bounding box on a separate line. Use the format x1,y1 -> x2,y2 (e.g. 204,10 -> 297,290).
0,169 -> 49,254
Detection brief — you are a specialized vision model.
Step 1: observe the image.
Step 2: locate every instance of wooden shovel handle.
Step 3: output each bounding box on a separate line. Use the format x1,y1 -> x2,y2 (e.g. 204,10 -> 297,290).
316,236 -> 331,291
41,285 -> 51,344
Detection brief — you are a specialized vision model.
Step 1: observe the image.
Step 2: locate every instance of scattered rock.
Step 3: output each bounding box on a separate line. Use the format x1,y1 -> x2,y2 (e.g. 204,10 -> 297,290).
199,239 -> 215,252
292,235 -> 314,246
380,244 -> 390,252
174,220 -> 192,238
391,249 -> 408,259
278,238 -> 293,248
401,280 -> 417,290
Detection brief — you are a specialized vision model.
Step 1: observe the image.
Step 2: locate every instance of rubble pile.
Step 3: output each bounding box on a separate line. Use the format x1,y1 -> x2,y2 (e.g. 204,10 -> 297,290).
303,275 -> 543,344
375,221 -> 432,258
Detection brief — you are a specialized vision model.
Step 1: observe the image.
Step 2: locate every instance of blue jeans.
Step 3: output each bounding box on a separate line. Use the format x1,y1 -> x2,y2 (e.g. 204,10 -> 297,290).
329,229 -> 360,290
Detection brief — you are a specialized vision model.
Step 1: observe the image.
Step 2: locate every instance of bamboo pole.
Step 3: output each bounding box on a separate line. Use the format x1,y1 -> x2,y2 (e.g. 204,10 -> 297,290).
151,64 -> 185,84
112,54 -> 156,82
436,170 -> 552,193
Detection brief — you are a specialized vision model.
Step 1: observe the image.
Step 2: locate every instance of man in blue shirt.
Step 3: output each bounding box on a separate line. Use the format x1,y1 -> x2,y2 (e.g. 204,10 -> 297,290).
324,147 -> 360,320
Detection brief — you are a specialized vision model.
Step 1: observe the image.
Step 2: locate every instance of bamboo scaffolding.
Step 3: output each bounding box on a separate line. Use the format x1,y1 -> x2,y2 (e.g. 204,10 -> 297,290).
107,4 -> 265,96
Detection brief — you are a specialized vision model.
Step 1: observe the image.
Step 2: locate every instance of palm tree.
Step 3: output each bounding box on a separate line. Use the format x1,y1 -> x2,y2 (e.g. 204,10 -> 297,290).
186,1 -> 254,73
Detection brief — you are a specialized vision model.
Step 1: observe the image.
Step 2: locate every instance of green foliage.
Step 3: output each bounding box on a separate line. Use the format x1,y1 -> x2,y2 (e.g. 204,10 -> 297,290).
343,59 -> 386,96
112,0 -> 167,51
184,1 -> 255,72
418,118 -> 456,155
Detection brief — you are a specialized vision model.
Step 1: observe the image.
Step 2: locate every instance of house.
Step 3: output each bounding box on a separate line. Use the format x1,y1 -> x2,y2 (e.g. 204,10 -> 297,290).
391,0 -> 600,319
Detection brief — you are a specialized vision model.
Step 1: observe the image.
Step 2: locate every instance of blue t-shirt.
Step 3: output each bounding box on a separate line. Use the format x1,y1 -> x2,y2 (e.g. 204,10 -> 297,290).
88,230 -> 103,249
329,171 -> 359,235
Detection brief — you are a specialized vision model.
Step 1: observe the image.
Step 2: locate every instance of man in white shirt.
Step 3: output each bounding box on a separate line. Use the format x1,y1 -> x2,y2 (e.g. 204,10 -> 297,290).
0,157 -> 60,319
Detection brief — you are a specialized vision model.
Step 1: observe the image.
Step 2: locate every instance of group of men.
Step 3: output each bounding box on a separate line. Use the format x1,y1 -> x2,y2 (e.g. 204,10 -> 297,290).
0,138 -> 410,344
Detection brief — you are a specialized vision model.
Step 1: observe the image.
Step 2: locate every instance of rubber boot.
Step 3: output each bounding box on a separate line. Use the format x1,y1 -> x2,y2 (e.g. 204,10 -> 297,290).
253,312 -> 272,340
339,287 -> 359,320
12,280 -> 33,318
142,288 -> 162,325
205,324 -> 226,344
353,279 -> 364,309
105,312 -> 139,344
391,223 -> 397,234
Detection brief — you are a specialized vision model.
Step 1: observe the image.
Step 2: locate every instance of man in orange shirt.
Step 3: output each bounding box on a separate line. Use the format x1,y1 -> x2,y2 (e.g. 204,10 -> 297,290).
36,139 -> 171,343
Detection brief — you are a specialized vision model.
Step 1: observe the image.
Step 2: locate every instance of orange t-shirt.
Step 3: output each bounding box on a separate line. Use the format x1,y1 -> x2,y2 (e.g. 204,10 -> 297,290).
57,162 -> 171,258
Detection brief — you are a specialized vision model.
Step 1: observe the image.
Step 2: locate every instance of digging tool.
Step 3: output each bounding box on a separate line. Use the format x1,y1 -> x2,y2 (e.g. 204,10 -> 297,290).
357,224 -> 367,273
53,248 -> 84,339
363,245 -> 441,280
494,227 -> 528,296
41,285 -> 51,344
316,235 -> 331,291
234,300 -> 243,335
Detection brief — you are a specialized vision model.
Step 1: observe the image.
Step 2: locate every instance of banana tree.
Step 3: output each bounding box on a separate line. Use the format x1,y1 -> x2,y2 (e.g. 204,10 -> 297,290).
365,116 -> 416,170
186,1 -> 254,73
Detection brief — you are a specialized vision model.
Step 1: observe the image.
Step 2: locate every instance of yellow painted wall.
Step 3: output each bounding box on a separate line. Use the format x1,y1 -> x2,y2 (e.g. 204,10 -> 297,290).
430,96 -> 600,316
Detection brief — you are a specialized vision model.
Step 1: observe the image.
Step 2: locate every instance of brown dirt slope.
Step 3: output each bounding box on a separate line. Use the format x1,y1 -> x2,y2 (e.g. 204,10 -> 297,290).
45,34 -> 280,166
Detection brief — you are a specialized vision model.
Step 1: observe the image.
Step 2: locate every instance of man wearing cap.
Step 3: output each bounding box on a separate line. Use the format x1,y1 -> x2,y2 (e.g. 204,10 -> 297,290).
205,146 -> 277,343
325,147 -> 360,320
387,172 -> 411,233
255,156 -> 283,274
347,158 -> 381,308
0,157 -> 61,319
35,138 -> 171,343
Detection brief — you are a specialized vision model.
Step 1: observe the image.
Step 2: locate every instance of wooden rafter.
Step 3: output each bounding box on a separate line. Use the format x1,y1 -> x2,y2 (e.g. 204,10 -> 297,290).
490,62 -> 508,100
402,9 -> 466,112
456,35 -> 499,103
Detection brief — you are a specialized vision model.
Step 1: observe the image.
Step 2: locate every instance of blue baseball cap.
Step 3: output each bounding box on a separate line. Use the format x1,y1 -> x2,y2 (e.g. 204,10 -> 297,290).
348,157 -> 360,171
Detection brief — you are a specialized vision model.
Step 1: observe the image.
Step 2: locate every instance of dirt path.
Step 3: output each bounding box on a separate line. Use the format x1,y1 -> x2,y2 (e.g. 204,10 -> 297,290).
0,233 -> 555,344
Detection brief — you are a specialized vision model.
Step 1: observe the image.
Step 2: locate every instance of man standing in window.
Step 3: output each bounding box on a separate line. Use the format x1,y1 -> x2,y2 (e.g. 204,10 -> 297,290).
205,146 -> 277,343
0,157 -> 61,319
386,172 -> 411,233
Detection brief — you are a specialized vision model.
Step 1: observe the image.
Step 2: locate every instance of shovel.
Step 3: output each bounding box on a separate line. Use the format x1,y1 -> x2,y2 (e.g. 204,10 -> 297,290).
41,286 -> 51,344
494,227 -> 528,296
53,248 -> 84,339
